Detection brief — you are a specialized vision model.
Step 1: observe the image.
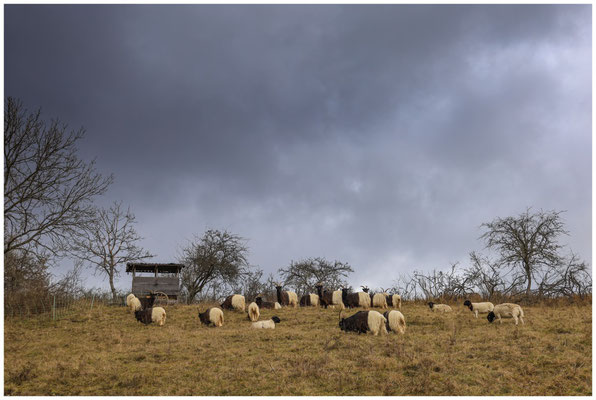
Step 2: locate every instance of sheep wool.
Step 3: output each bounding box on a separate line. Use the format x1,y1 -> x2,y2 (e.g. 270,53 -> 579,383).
126,293 -> 136,306
488,303 -> 525,325
367,310 -> 388,336
251,316 -> 281,329
151,307 -> 167,326
464,300 -> 495,319
372,293 -> 388,309
357,292 -> 371,309
392,294 -> 402,310
247,302 -> 260,322
128,296 -> 142,313
332,290 -> 345,309
428,302 -> 452,313
287,291 -> 298,308
383,310 -> 406,334
231,295 -> 245,312
274,302 -> 282,309
208,307 -> 224,327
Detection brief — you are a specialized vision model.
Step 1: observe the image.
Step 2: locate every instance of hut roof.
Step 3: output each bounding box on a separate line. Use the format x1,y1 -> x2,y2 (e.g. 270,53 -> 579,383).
126,263 -> 185,274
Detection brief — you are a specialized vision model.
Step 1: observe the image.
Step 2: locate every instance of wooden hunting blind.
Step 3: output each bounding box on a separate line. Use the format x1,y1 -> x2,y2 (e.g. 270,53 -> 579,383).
126,262 -> 185,300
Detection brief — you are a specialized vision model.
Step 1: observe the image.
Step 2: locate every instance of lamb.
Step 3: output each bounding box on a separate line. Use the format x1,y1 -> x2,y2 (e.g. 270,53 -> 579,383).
198,307 -> 224,327
247,302 -> 260,322
383,310 -> 406,334
463,300 -> 495,319
220,294 -> 246,312
251,316 -> 281,329
134,307 -> 166,326
341,288 -> 371,309
274,283 -> 298,308
338,310 -> 387,336
487,303 -> 525,325
428,302 -> 453,313
299,293 -> 319,307
127,295 -> 142,313
372,293 -> 388,309
255,297 -> 281,309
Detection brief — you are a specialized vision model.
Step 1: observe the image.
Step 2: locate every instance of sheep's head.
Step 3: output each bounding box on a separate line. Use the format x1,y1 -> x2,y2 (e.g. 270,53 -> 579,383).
271,316 -> 281,323
487,311 -> 496,323
427,302 -> 434,309
463,300 -> 473,310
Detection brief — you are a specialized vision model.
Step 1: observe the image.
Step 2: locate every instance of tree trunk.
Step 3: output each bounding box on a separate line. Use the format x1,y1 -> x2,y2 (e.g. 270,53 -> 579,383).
525,270 -> 532,298
109,270 -> 117,301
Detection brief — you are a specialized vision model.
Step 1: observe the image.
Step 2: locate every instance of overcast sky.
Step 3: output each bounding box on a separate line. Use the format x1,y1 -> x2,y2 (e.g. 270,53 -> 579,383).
5,5 -> 592,292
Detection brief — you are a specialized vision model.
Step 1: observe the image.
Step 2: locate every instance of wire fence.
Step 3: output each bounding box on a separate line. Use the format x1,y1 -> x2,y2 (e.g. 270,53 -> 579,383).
4,293 -> 127,321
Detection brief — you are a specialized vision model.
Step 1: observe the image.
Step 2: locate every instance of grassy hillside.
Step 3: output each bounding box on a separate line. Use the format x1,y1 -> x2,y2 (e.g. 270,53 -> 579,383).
4,301 -> 592,395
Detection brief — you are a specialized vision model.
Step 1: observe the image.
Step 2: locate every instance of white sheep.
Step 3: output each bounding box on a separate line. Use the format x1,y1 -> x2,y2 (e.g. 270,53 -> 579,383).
251,316 -> 281,329
199,307 -> 224,327
488,303 -> 525,325
463,300 -> 495,318
247,302 -> 260,322
372,293 -> 388,309
128,296 -> 142,313
383,310 -> 406,334
428,302 -> 452,313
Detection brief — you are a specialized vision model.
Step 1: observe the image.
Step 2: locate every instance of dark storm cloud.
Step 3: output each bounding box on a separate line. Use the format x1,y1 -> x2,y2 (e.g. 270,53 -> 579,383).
5,5 -> 591,290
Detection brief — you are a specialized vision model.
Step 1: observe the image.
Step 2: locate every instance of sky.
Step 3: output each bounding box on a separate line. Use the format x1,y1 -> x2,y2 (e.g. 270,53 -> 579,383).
4,5 -> 592,293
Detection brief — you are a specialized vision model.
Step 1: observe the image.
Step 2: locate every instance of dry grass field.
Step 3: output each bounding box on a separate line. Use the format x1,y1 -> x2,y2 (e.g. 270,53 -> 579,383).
4,300 -> 592,396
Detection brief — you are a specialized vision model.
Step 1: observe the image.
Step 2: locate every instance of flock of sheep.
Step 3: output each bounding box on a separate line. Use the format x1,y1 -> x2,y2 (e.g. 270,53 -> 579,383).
125,284 -> 526,334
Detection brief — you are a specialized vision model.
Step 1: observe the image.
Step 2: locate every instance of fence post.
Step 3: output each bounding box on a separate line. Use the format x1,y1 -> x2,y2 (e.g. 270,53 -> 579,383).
90,294 -> 95,310
52,295 -> 56,321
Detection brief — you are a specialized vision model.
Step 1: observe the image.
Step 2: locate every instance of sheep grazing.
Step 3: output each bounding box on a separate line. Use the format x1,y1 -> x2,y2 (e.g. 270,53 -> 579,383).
463,300 -> 495,319
338,310 -> 387,336
247,302 -> 260,322
251,316 -> 281,329
299,293 -> 320,307
383,310 -> 406,334
487,303 -> 525,325
372,293 -> 388,309
428,302 -> 453,313
198,307 -> 224,327
341,288 -> 371,309
274,284 -> 298,308
127,295 -> 142,313
221,294 -> 246,312
134,307 -> 167,326
255,297 -> 281,309
314,284 -> 345,309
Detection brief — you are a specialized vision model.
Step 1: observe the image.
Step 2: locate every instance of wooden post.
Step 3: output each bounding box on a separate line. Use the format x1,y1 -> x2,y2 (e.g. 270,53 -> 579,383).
155,265 -> 158,278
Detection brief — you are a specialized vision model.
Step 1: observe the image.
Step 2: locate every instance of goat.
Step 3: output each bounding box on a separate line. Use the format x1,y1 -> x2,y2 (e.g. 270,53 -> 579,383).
383,310 -> 406,334
463,300 -> 495,319
274,283 -> 298,308
247,302 -> 260,322
221,294 -> 246,312
198,307 -> 224,327
134,307 -> 166,326
255,296 -> 281,309
314,284 -> 344,309
487,303 -> 525,325
338,310 -> 387,336
299,293 -> 319,307
341,288 -> 370,309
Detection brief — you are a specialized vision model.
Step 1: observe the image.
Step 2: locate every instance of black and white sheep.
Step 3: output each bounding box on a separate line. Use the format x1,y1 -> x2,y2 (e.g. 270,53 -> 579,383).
463,300 -> 495,319
251,316 -> 281,329
255,296 -> 281,309
134,307 -> 167,326
428,302 -> 453,313
275,284 -> 298,308
339,310 -> 387,336
247,302 -> 260,322
198,307 -> 224,327
487,303 -> 525,325
383,310 -> 406,334
221,294 -> 246,312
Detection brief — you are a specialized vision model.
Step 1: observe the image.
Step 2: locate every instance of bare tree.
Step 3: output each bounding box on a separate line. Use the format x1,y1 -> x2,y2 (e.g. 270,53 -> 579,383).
534,253 -> 591,299
70,202 -> 153,300
4,97 -> 113,259
179,229 -> 249,304
480,208 -> 568,297
278,257 -> 353,295
466,251 -> 526,301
